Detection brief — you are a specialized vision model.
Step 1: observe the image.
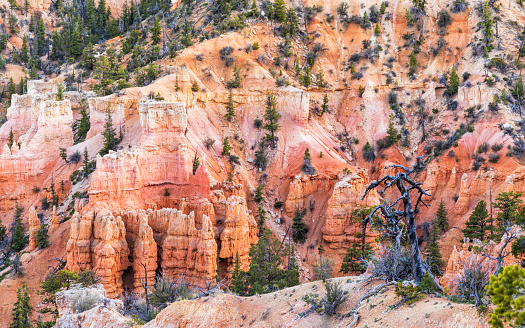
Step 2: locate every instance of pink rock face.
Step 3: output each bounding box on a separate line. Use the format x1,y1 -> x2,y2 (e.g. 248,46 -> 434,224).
217,195 -> 258,270
322,171 -> 379,248
28,206 -> 40,252
132,213 -> 158,293
440,227 -> 524,290
91,211 -> 130,296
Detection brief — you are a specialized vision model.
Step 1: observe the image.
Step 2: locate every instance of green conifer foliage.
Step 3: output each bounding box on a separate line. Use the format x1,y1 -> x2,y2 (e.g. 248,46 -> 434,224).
462,200 -> 489,241
486,264 -> 525,328
10,282 -> 31,328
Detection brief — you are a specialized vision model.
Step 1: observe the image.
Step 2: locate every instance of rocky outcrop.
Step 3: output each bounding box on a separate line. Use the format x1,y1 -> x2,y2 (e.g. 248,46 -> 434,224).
454,173 -> 471,215
27,206 -> 40,252
131,212 -> 158,293
440,227 -> 524,290
217,196 -> 258,270
55,284 -> 127,328
90,211 -> 130,296
322,171 -> 380,248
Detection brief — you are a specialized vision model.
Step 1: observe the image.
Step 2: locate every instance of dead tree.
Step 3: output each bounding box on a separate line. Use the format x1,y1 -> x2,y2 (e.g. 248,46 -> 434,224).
362,157 -> 430,283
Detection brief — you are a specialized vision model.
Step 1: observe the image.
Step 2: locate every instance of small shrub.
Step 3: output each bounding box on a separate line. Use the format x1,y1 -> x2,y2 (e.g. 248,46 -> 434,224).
77,270 -> 101,287
204,138 -> 215,150
395,282 -> 421,305
69,151 -> 81,164
488,153 -> 500,163
72,293 -> 100,313
322,280 -> 348,316
491,143 -> 503,152
477,142 -> 489,153
314,256 -> 334,281
149,273 -> 192,310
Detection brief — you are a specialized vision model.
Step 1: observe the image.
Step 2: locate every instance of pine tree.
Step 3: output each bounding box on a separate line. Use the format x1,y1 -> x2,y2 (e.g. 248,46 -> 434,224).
513,75 -> 525,103
380,1 -> 386,14
463,200 -> 489,241
221,137 -> 231,156
230,252 -> 245,295
385,114 -> 401,145
263,93 -> 281,148
424,224 -> 445,276
273,0 -> 286,22
292,209 -> 308,243
86,0 -> 97,32
97,0 -> 108,30
56,83 -> 64,101
340,242 -> 373,274
36,223 -> 49,249
480,1 -> 494,57
8,128 -> 14,149
50,180 -> 59,207
256,206 -> 266,235
493,191 -> 523,238
82,148 -> 91,177
433,200 -> 449,235
12,204 -> 27,253
76,103 -> 90,143
10,282 -> 31,328
20,35 -> 29,63
100,107 -> 117,156
447,66 -> 460,96
374,23 -> 380,35
225,91 -> 235,121
486,264 -> 525,328
191,80 -> 199,92
321,94 -> 329,115
302,65 -> 311,87
151,17 -> 161,44
245,229 -> 299,295
249,0 -> 259,17
284,8 -> 299,36
35,18 -> 45,56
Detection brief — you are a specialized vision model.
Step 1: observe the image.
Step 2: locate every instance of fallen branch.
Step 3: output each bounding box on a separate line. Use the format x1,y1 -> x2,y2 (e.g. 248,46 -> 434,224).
347,281 -> 396,328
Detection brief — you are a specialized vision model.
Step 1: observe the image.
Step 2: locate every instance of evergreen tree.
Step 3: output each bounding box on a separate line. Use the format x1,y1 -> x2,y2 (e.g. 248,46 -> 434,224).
249,0 -> 259,16
385,114 -> 401,145
0,220 -> 6,244
98,0 -> 108,30
86,0 -> 97,32
380,1 -> 386,14
273,0 -> 286,22
12,205 -> 27,253
10,282 -> 31,328
35,18 -> 45,56
221,136 -> 231,156
36,223 -> 49,249
225,90 -> 235,121
493,191 -> 523,238
151,17 -> 161,44
340,242 -> 373,274
263,94 -> 281,148
76,103 -> 90,143
447,66 -> 460,96
8,128 -> 14,149
0,34 -> 7,52
463,200 -> 489,241
424,223 -> 445,276
20,35 -> 29,63
82,148 -> 91,177
56,83 -> 64,101
480,1 -> 494,57
284,8 -> 299,36
50,180 -> 59,207
374,23 -> 380,35
292,209 -> 308,243
245,229 -> 299,295
100,107 -> 117,156
230,251 -> 245,295
486,264 -> 525,328
302,65 -> 311,87
321,94 -> 329,115
191,80 -> 199,92
433,200 -> 449,235
513,75 -> 525,103
256,206 -> 266,235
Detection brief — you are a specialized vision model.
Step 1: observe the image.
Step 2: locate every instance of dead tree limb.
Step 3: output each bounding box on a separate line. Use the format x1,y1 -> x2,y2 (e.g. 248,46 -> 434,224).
362,157 -> 430,283
347,281 -> 396,328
